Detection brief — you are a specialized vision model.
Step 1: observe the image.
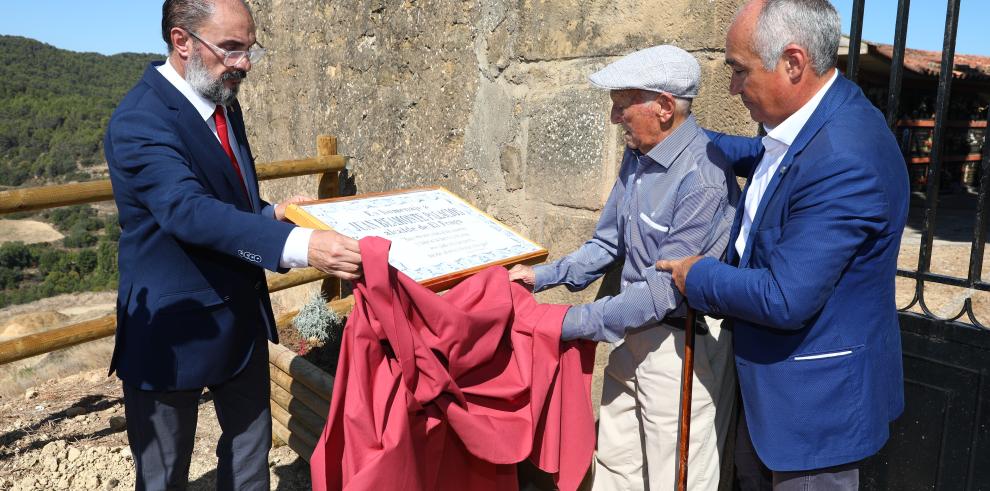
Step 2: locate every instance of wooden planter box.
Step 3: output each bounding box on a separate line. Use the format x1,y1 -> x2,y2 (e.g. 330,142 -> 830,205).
266,296 -> 354,462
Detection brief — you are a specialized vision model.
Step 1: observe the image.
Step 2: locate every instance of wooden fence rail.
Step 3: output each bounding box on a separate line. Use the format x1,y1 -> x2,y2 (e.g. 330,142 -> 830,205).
0,155 -> 346,215
0,267 -> 337,366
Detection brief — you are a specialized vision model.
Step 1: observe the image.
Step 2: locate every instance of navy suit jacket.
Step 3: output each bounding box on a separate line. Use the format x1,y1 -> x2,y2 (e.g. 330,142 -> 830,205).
105,62 -> 296,391
687,75 -> 909,471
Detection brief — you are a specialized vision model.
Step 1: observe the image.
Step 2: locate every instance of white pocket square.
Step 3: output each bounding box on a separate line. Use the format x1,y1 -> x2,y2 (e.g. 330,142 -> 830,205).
640,213 -> 669,232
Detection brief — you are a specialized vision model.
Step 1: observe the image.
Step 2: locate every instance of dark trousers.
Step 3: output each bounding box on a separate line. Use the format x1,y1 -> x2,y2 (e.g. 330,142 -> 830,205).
122,337 -> 272,491
735,406 -> 859,491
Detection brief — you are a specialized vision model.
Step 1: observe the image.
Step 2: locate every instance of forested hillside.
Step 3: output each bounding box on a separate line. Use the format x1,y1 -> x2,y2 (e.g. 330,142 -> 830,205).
0,206 -> 119,308
0,36 -> 161,186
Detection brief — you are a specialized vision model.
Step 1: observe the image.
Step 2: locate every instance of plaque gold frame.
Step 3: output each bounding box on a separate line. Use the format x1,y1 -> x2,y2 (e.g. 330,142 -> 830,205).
285,187 -> 548,292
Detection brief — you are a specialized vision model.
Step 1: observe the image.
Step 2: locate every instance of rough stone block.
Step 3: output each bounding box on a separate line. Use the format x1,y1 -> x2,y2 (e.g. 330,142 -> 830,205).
500,145 -> 524,191
516,0 -> 677,61
525,89 -> 610,210
514,0 -> 745,61
528,210 -> 601,305
693,56 -> 759,136
538,210 -> 599,260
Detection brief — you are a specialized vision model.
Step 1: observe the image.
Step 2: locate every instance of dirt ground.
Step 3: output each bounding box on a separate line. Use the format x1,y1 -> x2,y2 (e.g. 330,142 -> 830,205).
0,294 -> 315,491
0,369 -> 311,491
0,220 -> 62,245
897,189 -> 990,325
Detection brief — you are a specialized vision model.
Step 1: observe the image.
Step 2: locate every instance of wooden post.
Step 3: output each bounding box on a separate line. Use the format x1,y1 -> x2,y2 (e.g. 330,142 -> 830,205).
270,400 -> 320,451
677,308 -> 697,491
268,341 -> 335,400
269,379 -> 329,432
272,417 -> 317,463
268,364 -> 331,417
317,135 -> 342,301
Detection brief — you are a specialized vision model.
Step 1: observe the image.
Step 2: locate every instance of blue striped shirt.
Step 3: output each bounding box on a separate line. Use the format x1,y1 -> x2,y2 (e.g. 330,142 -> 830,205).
533,114 -> 739,342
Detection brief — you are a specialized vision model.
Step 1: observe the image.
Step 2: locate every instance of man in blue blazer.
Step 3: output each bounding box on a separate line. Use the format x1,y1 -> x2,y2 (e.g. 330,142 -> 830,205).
105,1 -> 361,488
659,0 -> 909,489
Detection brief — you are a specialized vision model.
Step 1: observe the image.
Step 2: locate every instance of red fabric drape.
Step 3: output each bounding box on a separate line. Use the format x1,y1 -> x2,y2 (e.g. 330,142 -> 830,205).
310,237 -> 596,491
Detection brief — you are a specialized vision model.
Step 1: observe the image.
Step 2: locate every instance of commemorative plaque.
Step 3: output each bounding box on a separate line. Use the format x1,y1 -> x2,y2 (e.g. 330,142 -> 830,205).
285,187 -> 548,291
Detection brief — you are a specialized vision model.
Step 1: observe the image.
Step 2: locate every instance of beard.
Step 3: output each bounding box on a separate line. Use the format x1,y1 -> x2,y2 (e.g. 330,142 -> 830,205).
185,48 -> 247,106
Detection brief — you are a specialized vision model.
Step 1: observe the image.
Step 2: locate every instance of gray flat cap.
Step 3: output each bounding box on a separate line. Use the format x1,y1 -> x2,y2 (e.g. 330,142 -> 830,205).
589,45 -> 701,98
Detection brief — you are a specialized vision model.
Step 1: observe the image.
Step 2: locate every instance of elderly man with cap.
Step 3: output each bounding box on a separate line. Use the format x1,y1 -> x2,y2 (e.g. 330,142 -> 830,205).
509,45 -> 739,490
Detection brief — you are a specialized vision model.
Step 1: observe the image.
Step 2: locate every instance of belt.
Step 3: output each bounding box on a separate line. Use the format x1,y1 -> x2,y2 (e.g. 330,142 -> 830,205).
662,316 -> 709,335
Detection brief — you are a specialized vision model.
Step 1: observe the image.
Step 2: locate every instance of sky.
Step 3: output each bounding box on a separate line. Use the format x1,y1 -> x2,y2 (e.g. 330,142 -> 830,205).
0,1 -> 165,56
833,0 -> 989,55
0,1 -> 987,57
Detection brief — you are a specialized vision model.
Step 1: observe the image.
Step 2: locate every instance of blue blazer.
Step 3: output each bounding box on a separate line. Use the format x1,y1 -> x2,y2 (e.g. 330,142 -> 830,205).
687,75 -> 909,471
104,62 -> 296,391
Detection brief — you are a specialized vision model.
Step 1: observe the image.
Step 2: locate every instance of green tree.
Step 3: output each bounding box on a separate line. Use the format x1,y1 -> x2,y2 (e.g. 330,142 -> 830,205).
64,230 -> 98,248
95,240 -> 118,278
0,241 -> 36,268
0,35 -> 160,186
77,249 -> 98,274
0,266 -> 20,290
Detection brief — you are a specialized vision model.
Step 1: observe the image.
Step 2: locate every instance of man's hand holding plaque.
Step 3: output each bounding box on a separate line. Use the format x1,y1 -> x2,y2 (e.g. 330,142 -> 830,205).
275,195 -> 315,222
309,229 -> 362,280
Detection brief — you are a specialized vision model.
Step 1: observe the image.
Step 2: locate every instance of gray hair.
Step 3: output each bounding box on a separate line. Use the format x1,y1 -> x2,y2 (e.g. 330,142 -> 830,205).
161,0 -> 252,53
752,0 -> 841,76
162,0 -> 215,52
637,90 -> 693,115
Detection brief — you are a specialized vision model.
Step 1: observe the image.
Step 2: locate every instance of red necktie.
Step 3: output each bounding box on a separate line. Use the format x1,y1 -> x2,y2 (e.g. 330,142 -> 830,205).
213,105 -> 250,199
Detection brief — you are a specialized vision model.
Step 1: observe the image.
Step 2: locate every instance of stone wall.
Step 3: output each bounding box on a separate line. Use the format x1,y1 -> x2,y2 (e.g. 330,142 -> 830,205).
242,0 -> 755,313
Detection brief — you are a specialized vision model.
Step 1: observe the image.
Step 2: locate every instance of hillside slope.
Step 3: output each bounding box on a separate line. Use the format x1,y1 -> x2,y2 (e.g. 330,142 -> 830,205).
0,36 -> 160,186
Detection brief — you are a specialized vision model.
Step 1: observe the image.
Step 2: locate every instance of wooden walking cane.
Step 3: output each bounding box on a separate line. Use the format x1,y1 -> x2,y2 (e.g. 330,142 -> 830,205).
677,306 -> 697,491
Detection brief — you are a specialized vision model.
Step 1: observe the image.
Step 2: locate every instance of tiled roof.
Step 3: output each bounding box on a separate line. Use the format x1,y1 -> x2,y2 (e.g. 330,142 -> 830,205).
871,42 -> 990,81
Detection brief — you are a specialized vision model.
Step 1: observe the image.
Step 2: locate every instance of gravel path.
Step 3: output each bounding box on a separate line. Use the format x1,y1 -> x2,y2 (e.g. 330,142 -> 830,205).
0,369 -> 312,491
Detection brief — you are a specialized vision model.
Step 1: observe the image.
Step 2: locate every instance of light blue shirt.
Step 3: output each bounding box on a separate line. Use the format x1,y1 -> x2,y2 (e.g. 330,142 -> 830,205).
534,114 -> 739,342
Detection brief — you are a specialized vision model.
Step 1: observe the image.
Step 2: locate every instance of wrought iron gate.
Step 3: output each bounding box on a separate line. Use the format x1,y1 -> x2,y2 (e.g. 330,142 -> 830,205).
845,0 -> 990,489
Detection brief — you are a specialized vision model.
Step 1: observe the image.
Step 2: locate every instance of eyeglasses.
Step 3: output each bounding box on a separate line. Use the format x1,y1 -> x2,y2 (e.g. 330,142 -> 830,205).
186,30 -> 266,67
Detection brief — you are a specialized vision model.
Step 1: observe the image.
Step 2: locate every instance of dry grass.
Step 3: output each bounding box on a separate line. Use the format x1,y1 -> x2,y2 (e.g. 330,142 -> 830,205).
0,292 -> 116,399
0,219 -> 63,245
0,338 -> 115,399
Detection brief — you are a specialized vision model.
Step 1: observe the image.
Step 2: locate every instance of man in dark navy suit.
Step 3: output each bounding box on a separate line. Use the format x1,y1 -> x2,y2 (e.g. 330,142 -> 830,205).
660,0 -> 909,489
104,1 -> 361,488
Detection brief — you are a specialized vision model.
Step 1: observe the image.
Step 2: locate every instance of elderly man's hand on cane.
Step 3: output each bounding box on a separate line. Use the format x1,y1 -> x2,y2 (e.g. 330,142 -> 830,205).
656,255 -> 704,294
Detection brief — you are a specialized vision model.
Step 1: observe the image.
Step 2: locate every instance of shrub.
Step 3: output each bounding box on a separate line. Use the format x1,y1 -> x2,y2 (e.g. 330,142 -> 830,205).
63,230 -> 98,248
46,204 -> 101,233
0,266 -> 20,289
293,292 -> 343,342
0,241 -> 36,268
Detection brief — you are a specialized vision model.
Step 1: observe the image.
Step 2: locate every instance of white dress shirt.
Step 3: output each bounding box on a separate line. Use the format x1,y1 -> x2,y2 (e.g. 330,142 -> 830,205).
157,60 -> 312,268
734,70 -> 838,259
